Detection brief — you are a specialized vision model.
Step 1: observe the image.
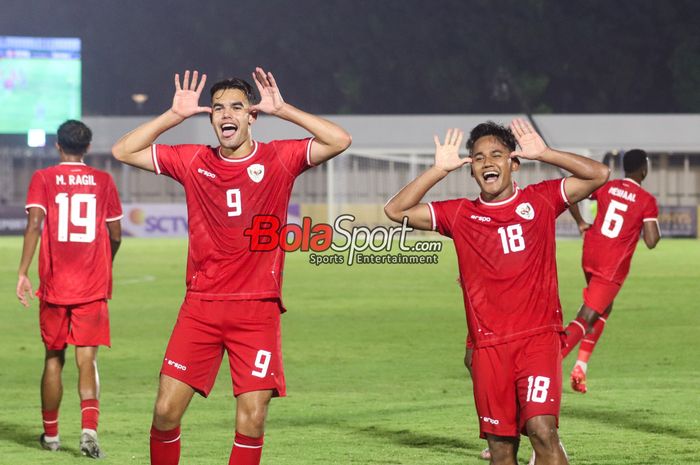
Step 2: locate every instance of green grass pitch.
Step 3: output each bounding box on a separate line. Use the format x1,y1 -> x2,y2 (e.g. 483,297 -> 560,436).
0,237 -> 698,464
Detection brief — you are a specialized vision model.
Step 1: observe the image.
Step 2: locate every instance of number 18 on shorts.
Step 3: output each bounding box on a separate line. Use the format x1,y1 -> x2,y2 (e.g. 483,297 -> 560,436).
471,332 -> 562,438
161,297 -> 287,398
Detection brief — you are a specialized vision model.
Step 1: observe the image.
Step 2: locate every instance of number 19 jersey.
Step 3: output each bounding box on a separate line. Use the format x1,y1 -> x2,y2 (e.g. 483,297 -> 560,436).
152,138 -> 313,301
25,162 -> 123,305
582,178 -> 658,284
429,179 -> 569,348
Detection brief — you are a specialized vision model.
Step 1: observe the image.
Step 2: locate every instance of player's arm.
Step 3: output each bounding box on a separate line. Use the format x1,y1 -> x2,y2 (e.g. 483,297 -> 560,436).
642,220 -> 660,249
249,67 -> 351,165
16,207 -> 44,307
509,119 -> 609,203
384,129 -> 469,230
107,220 -> 122,260
568,203 -> 591,235
112,70 -> 211,171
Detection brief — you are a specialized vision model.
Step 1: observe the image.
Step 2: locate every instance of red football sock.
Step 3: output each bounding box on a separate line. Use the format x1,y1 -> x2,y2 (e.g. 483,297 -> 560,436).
578,316 -> 607,363
42,409 -> 59,437
562,317 -> 588,357
150,425 -> 181,465
229,432 -> 264,465
81,399 -> 100,431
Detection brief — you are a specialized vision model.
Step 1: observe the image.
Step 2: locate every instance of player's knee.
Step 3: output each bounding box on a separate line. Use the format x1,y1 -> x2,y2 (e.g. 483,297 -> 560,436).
527,420 -> 560,452
153,398 -> 185,429
237,405 -> 268,433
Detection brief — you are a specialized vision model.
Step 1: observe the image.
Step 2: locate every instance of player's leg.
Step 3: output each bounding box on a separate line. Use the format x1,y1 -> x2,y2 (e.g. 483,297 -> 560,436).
151,297 -> 224,465
465,347 -> 492,461
561,304 -> 599,357
571,303 -> 613,393
226,299 -> 286,465
525,415 -> 568,465
517,332 -> 567,464
67,299 -> 111,457
230,390 -> 273,465
485,435 -> 519,465
38,300 -> 70,451
40,348 -> 65,450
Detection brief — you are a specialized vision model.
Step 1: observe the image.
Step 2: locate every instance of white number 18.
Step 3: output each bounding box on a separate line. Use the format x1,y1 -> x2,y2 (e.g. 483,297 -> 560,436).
497,224 -> 525,254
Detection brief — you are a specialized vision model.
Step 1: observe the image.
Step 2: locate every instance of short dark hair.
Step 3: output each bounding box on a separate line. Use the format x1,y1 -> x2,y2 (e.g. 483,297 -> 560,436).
209,78 -> 258,105
623,149 -> 648,174
57,120 -> 92,155
466,121 -> 517,154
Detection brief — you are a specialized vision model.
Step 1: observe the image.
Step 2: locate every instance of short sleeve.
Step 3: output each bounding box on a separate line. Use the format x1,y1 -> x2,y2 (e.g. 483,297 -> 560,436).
25,171 -> 47,214
642,195 -> 659,221
152,144 -> 206,184
272,138 -> 314,178
105,176 -> 123,222
529,178 -> 569,217
429,199 -> 463,238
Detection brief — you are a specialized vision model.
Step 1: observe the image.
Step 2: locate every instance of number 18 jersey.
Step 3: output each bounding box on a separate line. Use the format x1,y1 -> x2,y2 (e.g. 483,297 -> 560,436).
429,179 -> 569,348
25,162 -> 123,305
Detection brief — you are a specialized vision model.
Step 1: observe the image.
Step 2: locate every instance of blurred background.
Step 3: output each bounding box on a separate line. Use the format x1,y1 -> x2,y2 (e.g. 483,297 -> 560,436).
1,0 -> 698,237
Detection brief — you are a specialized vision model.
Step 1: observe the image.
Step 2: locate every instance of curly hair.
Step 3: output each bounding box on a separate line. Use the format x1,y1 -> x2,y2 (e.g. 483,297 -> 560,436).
466,121 -> 517,154
623,149 -> 648,174
57,120 -> 92,155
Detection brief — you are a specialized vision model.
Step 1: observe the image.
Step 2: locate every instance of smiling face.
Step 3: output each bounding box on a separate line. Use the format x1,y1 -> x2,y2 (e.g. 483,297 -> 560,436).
470,135 -> 520,201
210,88 -> 256,156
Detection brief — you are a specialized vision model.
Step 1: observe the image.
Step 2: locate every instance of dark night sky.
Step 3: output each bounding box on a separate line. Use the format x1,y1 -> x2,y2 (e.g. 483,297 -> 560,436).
2,0 -> 700,115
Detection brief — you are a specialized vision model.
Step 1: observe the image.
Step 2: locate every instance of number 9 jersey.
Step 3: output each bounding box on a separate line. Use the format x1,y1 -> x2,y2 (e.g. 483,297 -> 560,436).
429,179 -> 570,349
25,162 -> 123,305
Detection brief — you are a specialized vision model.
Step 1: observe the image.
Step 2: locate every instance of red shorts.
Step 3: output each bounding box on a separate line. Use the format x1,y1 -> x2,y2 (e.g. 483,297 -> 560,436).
39,299 -> 111,350
583,272 -> 621,314
471,332 -> 562,439
161,297 -> 286,398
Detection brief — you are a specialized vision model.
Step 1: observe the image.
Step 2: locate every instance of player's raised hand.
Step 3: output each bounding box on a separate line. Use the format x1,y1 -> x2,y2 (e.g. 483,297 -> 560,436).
16,274 -> 34,308
510,118 -> 547,160
250,67 -> 285,115
171,70 -> 211,119
434,129 -> 470,173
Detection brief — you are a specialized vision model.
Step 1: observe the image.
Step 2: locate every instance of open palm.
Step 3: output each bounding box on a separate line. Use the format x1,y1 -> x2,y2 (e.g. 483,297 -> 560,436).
510,118 -> 547,159
171,70 -> 211,118
250,67 -> 285,115
434,129 -> 470,173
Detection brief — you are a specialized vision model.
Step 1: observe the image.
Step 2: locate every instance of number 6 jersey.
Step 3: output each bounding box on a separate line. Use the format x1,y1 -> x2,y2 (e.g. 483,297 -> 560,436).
25,162 -> 123,305
582,178 -> 658,284
429,179 -> 569,349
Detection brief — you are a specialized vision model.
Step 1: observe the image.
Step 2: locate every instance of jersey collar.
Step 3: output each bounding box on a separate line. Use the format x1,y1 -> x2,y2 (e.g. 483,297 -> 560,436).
218,141 -> 258,163
477,182 -> 521,206
623,177 -> 641,186
59,162 -> 86,166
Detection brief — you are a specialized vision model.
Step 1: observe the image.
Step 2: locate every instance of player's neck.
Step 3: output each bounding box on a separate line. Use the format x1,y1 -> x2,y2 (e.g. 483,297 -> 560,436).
624,174 -> 644,185
479,182 -> 516,203
59,154 -> 85,164
220,140 -> 255,159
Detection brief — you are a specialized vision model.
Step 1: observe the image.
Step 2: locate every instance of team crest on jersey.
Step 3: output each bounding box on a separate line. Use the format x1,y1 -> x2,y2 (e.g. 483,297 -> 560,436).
515,202 -> 535,220
247,164 -> 265,183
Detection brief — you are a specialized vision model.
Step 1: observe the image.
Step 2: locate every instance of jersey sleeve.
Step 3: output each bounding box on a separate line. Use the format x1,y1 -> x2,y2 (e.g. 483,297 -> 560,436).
271,138 -> 315,177
25,171 -> 48,214
152,144 -> 205,184
642,195 -> 659,222
531,178 -> 570,217
428,199 -> 462,238
105,175 -> 123,222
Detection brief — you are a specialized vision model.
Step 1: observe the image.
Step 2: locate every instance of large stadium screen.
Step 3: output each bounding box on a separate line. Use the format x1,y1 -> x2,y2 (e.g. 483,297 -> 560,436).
0,36 -> 81,135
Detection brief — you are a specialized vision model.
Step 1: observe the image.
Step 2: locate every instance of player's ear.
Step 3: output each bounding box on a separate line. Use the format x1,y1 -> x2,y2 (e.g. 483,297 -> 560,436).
510,157 -> 520,173
248,111 -> 257,125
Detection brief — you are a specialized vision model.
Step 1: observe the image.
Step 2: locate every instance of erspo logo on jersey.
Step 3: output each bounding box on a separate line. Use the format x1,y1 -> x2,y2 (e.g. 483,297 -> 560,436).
243,214 -> 442,266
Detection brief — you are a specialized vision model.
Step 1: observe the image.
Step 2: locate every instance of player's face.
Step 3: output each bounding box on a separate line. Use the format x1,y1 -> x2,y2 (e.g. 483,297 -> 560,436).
470,135 -> 519,200
211,88 -> 256,151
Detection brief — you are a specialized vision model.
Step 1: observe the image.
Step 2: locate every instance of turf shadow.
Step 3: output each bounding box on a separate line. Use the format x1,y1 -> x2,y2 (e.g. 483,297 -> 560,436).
0,419 -> 83,457
354,425 -> 482,455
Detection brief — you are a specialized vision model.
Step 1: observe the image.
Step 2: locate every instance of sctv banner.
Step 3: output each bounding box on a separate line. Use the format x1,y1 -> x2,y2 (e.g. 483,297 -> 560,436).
122,203 -> 301,237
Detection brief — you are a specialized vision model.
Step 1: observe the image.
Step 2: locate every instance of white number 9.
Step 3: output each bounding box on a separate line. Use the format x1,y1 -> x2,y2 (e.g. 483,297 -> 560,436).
226,188 -> 242,217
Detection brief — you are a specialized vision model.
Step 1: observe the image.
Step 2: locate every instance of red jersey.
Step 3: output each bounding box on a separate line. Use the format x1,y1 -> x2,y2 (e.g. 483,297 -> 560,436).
152,138 -> 313,300
430,179 -> 569,348
582,178 -> 658,284
25,162 -> 123,305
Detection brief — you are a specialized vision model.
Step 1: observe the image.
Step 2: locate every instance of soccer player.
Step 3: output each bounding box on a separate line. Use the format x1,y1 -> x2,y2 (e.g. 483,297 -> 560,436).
562,149 -> 660,393
384,120 -> 609,465
111,68 -> 351,465
16,119 -> 123,458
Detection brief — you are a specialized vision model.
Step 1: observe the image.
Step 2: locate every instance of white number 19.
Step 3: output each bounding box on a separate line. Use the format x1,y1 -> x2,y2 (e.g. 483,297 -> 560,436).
55,193 -> 97,243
